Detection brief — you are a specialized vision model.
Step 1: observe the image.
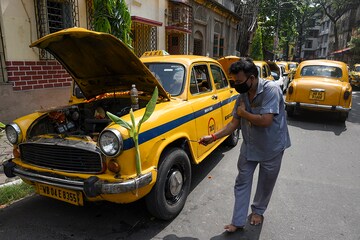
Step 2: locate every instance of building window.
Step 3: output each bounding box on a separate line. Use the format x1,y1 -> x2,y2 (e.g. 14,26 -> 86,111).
305,40 -> 313,49
35,0 -> 79,59
213,34 -> 224,58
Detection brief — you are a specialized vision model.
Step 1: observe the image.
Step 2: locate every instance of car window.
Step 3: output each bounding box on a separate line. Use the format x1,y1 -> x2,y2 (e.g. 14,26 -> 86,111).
256,66 -> 261,78
355,66 -> 360,72
300,65 -> 343,78
210,64 -> 228,89
289,63 -> 297,69
262,66 -> 268,77
145,63 -> 185,96
190,65 -> 212,95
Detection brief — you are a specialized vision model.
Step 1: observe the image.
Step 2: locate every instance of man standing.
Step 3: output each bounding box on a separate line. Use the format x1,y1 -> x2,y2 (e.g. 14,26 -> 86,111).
200,58 -> 291,232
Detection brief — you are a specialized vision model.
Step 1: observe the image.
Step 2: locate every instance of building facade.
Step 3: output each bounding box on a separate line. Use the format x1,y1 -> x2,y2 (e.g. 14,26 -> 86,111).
0,0 -> 240,124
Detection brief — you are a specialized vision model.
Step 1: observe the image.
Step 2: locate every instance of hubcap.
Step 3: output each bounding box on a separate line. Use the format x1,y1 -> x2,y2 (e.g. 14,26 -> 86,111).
168,170 -> 183,196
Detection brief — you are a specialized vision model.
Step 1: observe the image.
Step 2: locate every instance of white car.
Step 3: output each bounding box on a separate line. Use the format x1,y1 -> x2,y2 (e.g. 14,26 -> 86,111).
276,64 -> 290,92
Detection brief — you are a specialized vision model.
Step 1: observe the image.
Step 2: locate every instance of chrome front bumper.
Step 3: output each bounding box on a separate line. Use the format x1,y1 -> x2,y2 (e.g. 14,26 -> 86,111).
285,102 -> 351,112
3,160 -> 152,197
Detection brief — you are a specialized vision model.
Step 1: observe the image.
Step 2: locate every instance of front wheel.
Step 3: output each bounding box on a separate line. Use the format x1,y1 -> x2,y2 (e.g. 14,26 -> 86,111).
338,112 -> 348,123
286,106 -> 295,117
145,148 -> 191,220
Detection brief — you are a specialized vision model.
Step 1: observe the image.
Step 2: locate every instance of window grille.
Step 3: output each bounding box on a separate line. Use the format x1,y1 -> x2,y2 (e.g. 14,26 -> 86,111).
35,0 -> 79,59
86,0 -> 94,30
132,22 -> 158,57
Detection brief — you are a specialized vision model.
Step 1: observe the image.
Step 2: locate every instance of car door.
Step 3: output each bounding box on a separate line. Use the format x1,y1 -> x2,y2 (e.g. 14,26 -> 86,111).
209,63 -> 237,128
188,63 -> 223,160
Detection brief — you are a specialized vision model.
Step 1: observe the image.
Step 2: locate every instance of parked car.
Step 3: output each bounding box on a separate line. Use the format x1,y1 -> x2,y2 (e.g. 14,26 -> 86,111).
266,60 -> 289,91
276,63 -> 291,92
253,60 -> 275,81
217,55 -> 241,81
277,61 -> 298,81
350,63 -> 360,88
285,59 -> 352,122
3,28 -> 240,220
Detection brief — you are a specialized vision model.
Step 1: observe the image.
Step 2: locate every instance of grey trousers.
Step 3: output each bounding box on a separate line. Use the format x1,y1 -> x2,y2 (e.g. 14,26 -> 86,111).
231,151 -> 284,227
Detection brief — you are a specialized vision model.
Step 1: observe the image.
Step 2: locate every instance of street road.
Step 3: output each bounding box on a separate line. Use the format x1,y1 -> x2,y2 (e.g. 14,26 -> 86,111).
1,91 -> 360,240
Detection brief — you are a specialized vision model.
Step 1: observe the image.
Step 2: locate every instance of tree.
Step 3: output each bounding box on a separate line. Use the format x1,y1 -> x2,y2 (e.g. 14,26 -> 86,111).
231,0 -> 261,56
250,24 -> 264,60
349,28 -> 360,65
313,0 -> 360,51
93,0 -> 132,47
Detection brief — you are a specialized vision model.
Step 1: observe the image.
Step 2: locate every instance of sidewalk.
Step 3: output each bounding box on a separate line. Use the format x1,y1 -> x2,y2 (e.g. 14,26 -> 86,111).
0,132 -> 20,186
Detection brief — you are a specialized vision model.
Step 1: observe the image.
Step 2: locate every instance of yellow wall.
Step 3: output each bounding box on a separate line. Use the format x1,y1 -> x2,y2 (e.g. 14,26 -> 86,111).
0,0 -> 88,61
126,0 -> 167,50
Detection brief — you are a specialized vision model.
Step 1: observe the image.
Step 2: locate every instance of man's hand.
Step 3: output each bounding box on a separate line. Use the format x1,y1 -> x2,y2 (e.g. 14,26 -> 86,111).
236,99 -> 247,117
199,135 -> 214,146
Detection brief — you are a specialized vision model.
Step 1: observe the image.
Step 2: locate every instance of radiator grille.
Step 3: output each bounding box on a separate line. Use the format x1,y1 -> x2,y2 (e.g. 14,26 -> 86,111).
20,143 -> 103,173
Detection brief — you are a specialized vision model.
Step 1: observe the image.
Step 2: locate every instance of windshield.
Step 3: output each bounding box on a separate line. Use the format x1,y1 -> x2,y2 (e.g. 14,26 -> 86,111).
355,66 -> 360,72
145,63 -> 185,96
289,63 -> 297,69
300,65 -> 342,78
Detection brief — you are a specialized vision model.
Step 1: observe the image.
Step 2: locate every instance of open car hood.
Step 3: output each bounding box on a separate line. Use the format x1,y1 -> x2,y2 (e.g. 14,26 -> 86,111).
30,28 -> 169,100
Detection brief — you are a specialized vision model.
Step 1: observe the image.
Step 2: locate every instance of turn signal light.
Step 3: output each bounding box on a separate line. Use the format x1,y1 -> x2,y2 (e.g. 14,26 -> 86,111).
108,160 -> 120,173
344,91 -> 350,100
13,146 -> 20,158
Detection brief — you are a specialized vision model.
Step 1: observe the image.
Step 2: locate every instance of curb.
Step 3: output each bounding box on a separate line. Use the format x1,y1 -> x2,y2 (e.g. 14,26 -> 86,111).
0,179 -> 23,188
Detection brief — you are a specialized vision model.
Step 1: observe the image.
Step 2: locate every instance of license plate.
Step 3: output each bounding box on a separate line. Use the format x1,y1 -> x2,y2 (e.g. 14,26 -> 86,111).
36,183 -> 84,206
309,91 -> 324,100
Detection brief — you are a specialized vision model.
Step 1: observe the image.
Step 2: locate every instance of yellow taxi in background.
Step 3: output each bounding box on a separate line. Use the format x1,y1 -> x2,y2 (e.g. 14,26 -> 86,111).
3,28 -> 240,220
254,60 -> 275,81
350,64 -> 360,88
217,57 -> 274,82
285,59 -> 352,122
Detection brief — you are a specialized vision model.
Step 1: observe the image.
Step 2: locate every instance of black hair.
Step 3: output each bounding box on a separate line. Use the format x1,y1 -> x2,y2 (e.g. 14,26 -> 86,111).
229,57 -> 258,78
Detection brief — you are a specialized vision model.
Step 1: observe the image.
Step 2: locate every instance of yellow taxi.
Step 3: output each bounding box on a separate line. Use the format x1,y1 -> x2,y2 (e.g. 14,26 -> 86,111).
285,59 -> 352,122
3,28 -> 240,220
254,60 -> 275,81
350,64 -> 360,88
217,55 -> 241,81
217,57 -> 274,81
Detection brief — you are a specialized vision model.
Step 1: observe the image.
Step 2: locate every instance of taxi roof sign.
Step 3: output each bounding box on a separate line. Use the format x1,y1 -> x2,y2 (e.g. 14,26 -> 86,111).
141,50 -> 170,58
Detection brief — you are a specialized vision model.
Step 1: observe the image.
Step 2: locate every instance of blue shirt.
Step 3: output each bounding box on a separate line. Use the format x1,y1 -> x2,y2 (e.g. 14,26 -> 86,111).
232,78 -> 291,161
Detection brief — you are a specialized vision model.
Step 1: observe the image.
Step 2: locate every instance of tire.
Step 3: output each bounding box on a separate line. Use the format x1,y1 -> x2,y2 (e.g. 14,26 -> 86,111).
225,128 -> 240,147
286,106 -> 295,117
338,112 -> 348,123
145,148 -> 191,220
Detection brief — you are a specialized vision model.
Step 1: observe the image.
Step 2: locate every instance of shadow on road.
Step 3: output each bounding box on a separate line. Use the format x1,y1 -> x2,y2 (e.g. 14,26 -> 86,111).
286,91 -> 360,136
0,144 -> 248,240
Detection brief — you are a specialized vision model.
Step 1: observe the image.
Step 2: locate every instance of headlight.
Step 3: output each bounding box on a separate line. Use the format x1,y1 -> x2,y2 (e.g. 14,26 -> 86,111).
99,129 -> 123,157
5,123 -> 22,144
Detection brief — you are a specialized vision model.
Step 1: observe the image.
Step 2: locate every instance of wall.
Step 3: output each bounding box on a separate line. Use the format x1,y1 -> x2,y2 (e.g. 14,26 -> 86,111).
0,82 -> 70,124
126,0 -> 167,50
0,0 -> 88,123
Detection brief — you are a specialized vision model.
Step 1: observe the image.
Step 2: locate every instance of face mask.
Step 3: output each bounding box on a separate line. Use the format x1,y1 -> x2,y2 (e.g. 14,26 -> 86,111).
234,76 -> 252,93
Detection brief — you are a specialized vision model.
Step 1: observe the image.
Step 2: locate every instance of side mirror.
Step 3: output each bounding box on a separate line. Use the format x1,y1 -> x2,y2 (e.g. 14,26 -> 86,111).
74,84 -> 85,98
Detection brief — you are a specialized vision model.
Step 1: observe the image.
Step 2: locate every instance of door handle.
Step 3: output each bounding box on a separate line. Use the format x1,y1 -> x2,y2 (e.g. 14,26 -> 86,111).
212,95 -> 218,100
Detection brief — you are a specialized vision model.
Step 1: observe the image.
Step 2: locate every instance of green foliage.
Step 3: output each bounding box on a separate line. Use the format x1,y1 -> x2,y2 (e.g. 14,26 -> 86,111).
0,182 -> 34,206
250,25 -> 264,60
0,122 -> 5,129
93,0 -> 132,47
107,87 -> 158,176
350,28 -> 360,65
